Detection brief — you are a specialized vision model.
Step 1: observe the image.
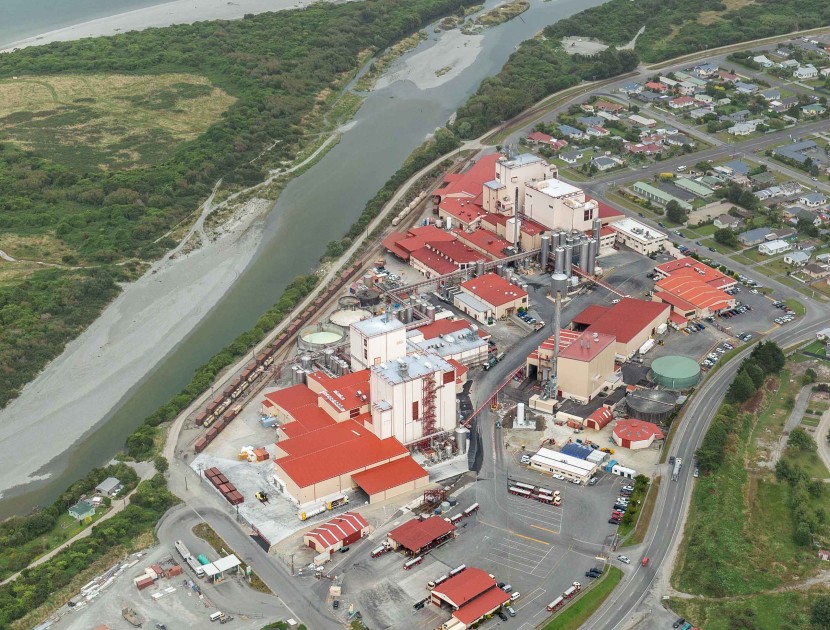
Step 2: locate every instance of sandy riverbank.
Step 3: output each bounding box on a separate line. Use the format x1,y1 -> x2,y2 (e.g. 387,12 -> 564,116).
0,199 -> 266,499
0,0 -> 356,53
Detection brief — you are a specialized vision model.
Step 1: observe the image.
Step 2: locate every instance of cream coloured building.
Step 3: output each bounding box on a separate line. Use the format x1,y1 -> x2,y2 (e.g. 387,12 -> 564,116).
483,153 -> 557,215
350,314 -> 407,370
556,331 -> 617,403
524,178 -> 599,232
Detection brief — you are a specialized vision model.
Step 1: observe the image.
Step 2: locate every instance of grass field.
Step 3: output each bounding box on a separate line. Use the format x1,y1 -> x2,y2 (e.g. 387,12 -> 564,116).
785,299 -> 807,316
0,74 -> 234,171
542,566 -> 623,630
622,476 -> 660,547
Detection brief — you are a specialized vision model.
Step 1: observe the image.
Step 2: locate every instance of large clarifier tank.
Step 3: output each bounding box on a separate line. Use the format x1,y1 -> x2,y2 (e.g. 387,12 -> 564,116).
540,235 -> 551,270
330,307 -> 372,328
298,323 -> 346,352
554,247 -> 565,274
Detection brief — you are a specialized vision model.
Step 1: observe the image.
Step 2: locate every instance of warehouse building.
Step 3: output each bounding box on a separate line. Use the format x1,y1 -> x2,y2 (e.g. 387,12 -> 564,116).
613,419 -> 665,449
387,516 -> 456,555
432,567 -> 510,630
529,447 -> 598,484
632,181 -> 692,210
303,512 -> 371,554
571,298 -> 670,360
608,217 -> 668,255
653,257 -> 736,291
584,406 -> 614,430
406,318 -> 489,367
652,275 -> 734,319
454,273 -> 528,323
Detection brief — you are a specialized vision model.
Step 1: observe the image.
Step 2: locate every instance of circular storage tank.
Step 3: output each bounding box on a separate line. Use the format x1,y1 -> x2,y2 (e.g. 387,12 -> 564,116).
648,356 -> 701,390
298,322 -> 346,352
338,295 -> 361,309
626,388 -> 677,423
330,308 -> 372,328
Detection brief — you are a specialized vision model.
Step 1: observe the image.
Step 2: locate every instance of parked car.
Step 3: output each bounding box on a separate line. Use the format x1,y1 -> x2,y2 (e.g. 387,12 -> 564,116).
617,555 -> 631,564
588,477 -> 598,486
673,618 -> 686,629
511,592 -> 521,601
553,474 -> 565,480
608,518 -> 620,524
694,468 -> 699,478
498,611 -> 508,621
502,584 -> 512,593
506,606 -> 516,617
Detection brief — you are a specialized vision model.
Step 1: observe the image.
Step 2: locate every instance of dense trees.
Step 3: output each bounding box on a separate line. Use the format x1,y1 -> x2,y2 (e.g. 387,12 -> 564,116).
665,200 -> 687,224
714,228 -> 738,248
0,0 -> 479,409
544,0 -> 830,63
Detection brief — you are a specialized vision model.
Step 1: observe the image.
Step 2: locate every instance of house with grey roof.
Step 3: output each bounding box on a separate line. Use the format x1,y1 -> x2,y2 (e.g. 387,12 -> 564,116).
560,149 -> 584,164
739,227 -> 772,245
773,140 -> 818,164
95,476 -> 122,497
592,156 -> 620,171
799,192 -> 827,208
559,125 -> 585,140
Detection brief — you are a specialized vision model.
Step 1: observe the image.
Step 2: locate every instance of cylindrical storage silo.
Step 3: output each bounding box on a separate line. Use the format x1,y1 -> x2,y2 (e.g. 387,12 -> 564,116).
426,305 -> 436,321
593,218 -> 602,244
455,426 -> 469,454
564,245 -> 573,277
540,235 -> 551,270
587,239 -> 597,275
579,240 -> 590,271
324,348 -> 335,369
565,236 -> 574,248
300,354 -> 312,370
554,247 -> 565,274
476,259 -> 485,276
496,264 -> 505,277
292,366 -> 302,385
557,231 -> 566,247
550,273 -> 569,297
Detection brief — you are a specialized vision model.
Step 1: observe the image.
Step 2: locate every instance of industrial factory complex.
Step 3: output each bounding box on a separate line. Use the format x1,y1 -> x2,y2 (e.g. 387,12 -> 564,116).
168,133 -> 806,629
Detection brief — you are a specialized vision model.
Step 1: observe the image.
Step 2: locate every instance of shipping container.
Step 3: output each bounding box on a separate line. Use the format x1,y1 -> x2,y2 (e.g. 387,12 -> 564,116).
166,565 -> 183,578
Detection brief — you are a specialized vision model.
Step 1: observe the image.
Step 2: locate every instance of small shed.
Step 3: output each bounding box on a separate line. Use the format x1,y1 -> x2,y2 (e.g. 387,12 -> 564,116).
95,477 -> 122,497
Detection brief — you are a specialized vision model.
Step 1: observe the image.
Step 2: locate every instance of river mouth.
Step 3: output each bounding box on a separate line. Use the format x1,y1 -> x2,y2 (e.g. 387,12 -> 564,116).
0,0 -> 610,519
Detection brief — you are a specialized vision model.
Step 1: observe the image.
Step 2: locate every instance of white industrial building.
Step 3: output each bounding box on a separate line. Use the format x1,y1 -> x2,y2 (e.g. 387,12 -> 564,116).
609,218 -> 667,255
483,153 -> 557,215
407,325 -> 488,366
528,447 -> 598,484
758,239 -> 791,256
523,178 -> 600,232
350,314 -> 407,370
370,354 -> 458,444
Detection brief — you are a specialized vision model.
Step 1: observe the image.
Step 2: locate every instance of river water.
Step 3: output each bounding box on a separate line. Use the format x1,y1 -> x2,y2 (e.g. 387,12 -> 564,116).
0,0 -> 606,519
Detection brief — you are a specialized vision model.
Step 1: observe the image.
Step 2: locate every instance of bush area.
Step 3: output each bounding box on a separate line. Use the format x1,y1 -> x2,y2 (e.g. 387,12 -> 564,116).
0,474 -> 176,628
0,462 -> 139,582
617,474 -> 650,537
544,0 -> 830,63
451,43 -> 638,138
0,0 -> 479,409
676,347 -> 830,599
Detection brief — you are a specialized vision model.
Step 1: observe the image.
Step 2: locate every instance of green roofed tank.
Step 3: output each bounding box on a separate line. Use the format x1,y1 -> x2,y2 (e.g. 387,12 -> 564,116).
648,355 -> 700,390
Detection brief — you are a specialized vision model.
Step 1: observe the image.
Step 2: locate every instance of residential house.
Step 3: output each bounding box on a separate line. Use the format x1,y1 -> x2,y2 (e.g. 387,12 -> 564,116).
560,149 -> 584,164
784,251 -> 810,267
592,156 -> 620,172
689,107 -> 715,120
669,96 -> 696,109
620,82 -> 643,95
752,55 -> 774,68
768,227 -> 796,241
665,133 -> 693,147
771,96 -> 800,113
694,93 -> 714,104
658,76 -> 679,88
594,99 -> 625,114
735,81 -> 759,94
624,142 -> 662,156
822,68 -> 830,78
635,91 -> 665,103
714,214 -> 742,229
800,192 -> 827,207
780,59 -> 801,70
758,239 -> 791,255
794,64 -> 819,80
629,114 -> 657,127
722,110 -> 751,123
802,103 -> 826,117
559,125 -> 585,140
759,88 -> 781,101
69,500 -> 96,522
693,62 -> 719,78
526,130 -> 554,145
729,120 -> 764,136
738,227 -> 772,246
750,172 -> 776,188
804,262 -> 830,279
577,116 -> 604,127
718,71 -> 739,82
773,140 -> 818,164
644,81 -> 669,93
586,125 -> 610,137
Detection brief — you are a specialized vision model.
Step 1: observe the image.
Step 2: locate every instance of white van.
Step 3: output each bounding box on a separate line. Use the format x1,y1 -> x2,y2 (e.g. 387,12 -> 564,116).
210,612 -> 224,622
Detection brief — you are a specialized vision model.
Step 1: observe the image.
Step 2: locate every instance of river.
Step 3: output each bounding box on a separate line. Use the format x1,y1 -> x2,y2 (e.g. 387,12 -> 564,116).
0,0 -> 606,519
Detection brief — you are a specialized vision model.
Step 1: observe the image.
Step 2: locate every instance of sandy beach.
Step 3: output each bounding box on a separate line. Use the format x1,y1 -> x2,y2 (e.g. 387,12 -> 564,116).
1,0 -> 355,53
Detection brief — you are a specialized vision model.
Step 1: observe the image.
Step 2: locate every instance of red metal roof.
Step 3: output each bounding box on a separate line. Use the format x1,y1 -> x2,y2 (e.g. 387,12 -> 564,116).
669,312 -> 688,325
432,567 -> 498,608
414,318 -> 487,340
435,154 -> 500,200
460,272 -> 527,308
581,298 -> 670,343
453,586 -> 511,625
409,247 -> 457,275
439,197 -> 486,225
274,421 -> 408,488
572,304 -> 610,326
278,416 -> 356,453
480,212 -> 547,236
263,385 -> 317,413
453,227 -> 512,258
351,457 -> 428,496
447,357 -> 469,380
382,226 -> 457,261
527,131 -> 554,143
586,406 -> 614,429
655,257 -> 734,289
428,240 -> 486,264
558,331 -> 615,362
304,512 -> 369,548
388,516 -> 455,552
585,196 -> 624,220
654,276 -> 734,311
308,369 -> 371,410
614,419 -> 664,442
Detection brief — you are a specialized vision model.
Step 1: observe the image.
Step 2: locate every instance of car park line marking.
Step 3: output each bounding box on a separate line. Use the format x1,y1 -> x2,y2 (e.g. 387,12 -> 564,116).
478,520 -> 549,544
512,532 -> 549,545
529,524 -> 558,535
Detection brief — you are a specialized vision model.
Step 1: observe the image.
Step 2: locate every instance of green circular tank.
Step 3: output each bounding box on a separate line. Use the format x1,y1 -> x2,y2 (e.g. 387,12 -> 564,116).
648,355 -> 701,390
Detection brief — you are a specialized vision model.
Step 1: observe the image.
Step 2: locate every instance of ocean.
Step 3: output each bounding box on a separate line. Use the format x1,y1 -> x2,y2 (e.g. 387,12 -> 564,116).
0,0 -> 168,48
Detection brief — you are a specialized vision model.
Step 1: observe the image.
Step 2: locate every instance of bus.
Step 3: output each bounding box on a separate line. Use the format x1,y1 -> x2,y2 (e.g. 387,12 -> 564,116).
403,556 -> 424,570
546,596 -> 565,612
513,482 -> 536,492
508,487 -> 532,498
672,458 -> 682,481
449,564 -> 466,577
563,582 -> 581,599
371,546 -> 389,558
463,503 -> 480,517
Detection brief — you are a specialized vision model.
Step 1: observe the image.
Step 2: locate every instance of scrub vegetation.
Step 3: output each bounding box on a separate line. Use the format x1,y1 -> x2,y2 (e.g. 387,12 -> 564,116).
673,348 -> 830,625
542,566 -> 624,630
0,0 -> 480,410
